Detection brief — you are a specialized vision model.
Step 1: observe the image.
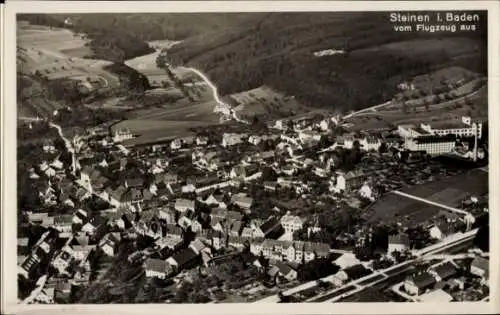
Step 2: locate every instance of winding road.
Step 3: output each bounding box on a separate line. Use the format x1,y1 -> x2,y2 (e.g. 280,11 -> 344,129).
185,67 -> 249,124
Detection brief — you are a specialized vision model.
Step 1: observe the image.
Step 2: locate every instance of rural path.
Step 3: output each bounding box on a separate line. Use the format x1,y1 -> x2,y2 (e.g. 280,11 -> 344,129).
391,190 -> 470,216
342,100 -> 392,120
185,67 -> 249,125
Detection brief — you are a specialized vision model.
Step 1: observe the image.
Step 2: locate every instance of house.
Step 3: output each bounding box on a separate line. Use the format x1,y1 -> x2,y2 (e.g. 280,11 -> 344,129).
51,245 -> 75,274
341,264 -> 372,281
144,258 -> 169,279
210,208 -> 228,221
335,170 -> 367,192
18,237 -> 30,256
419,289 -> 453,302
165,224 -> 183,240
259,217 -> 284,239
230,165 -> 247,180
303,242 -> 317,262
258,151 -> 275,162
230,194 -> 253,210
166,247 -> 200,273
99,232 -> 121,256
196,136 -> 209,146
161,172 -> 179,185
189,239 -> 206,255
170,139 -> 182,150
388,233 -> 410,254
174,198 -> 195,213
191,220 -> 203,233
71,245 -> 96,261
428,222 -> 454,240
222,133 -> 247,147
280,213 -> 303,234
182,183 -> 196,194
81,215 -> 105,236
178,216 -> 193,230
229,221 -> 243,237
470,256 -> 489,279
359,137 -> 382,151
404,272 -> 437,295
227,236 -> 246,250
430,262 -> 458,282
72,209 -> 88,225
124,177 -> 144,189
205,230 -> 224,250
53,214 -> 73,235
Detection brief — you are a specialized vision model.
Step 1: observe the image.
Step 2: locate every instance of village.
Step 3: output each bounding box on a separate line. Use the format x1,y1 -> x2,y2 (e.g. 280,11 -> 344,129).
17,110 -> 489,304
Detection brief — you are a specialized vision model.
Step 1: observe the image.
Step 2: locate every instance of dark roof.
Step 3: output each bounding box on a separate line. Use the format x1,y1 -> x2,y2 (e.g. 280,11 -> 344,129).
413,134 -> 457,144
88,215 -> 105,228
433,262 -> 458,280
125,177 -> 144,188
171,248 -> 198,267
343,264 -> 372,280
260,217 -> 281,235
410,272 -> 436,290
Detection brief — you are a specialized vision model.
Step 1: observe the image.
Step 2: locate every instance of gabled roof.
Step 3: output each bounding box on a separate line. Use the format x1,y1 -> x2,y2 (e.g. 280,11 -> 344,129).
231,194 -> 253,208
171,248 -> 198,267
260,217 -> 281,234
144,258 -> 167,273
54,214 -> 73,225
275,261 -> 295,275
433,262 -> 458,280
189,239 -> 206,253
410,272 -> 437,289
175,198 -> 195,208
211,208 -> 228,219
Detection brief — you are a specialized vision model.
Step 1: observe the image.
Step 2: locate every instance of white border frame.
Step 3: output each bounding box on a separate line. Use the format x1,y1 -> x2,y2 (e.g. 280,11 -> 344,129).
2,1 -> 499,315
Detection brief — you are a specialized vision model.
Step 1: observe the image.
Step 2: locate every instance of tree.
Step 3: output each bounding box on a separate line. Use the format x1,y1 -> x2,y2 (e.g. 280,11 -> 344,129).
378,142 -> 388,154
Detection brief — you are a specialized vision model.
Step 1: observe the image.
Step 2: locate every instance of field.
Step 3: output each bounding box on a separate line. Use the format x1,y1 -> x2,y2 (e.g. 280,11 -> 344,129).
399,169 -> 488,206
124,51 -> 199,87
367,193 -> 444,226
17,22 -> 121,116
367,169 -> 488,225
229,85 -> 308,119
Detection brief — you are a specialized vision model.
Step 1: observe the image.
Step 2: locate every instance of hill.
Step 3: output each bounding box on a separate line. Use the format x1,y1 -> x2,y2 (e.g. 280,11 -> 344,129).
166,12 -> 487,113
17,13 -> 266,62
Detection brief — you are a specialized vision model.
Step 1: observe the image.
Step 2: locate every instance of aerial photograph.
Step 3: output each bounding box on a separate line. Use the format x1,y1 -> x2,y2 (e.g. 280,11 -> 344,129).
16,12 -> 489,304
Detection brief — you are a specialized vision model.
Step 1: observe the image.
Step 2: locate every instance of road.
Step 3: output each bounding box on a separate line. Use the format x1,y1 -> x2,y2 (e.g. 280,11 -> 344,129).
254,228 -> 478,303
186,67 -> 249,124
311,229 -> 478,303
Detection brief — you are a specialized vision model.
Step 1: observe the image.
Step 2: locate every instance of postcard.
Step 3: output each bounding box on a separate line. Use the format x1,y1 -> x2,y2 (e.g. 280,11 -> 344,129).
1,1 -> 499,315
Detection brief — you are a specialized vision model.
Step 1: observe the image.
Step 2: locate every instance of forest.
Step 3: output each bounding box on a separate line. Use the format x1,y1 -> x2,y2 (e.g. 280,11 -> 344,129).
18,12 -> 488,114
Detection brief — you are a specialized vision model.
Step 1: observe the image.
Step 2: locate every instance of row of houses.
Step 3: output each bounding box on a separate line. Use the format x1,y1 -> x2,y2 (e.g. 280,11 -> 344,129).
404,257 -> 489,297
